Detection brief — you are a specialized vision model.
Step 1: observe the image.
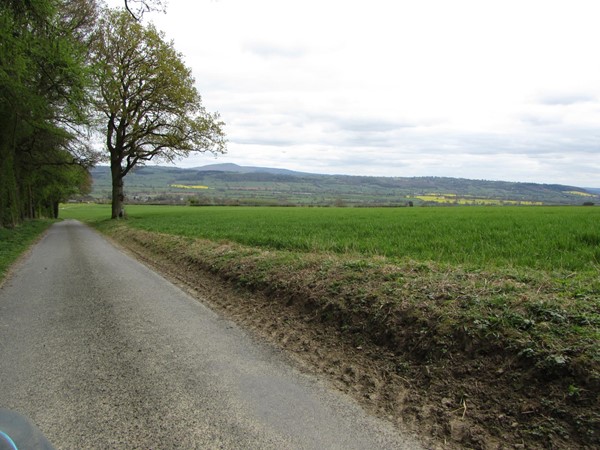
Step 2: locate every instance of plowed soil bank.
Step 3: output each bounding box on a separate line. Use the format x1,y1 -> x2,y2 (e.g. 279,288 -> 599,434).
99,223 -> 599,450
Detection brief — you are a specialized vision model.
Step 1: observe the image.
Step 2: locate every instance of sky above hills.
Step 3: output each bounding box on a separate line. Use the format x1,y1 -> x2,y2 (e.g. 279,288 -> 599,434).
107,0 -> 600,186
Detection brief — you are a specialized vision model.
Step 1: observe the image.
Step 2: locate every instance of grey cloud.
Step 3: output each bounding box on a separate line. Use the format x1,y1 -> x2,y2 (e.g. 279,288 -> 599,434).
354,125 -> 600,159
302,114 -> 424,148
232,136 -> 297,147
538,92 -> 596,106
227,110 -> 415,149
337,133 -> 399,149
334,117 -> 416,133
432,132 -> 589,157
463,130 -> 599,158
243,41 -> 307,59
518,114 -> 562,127
302,111 -> 423,130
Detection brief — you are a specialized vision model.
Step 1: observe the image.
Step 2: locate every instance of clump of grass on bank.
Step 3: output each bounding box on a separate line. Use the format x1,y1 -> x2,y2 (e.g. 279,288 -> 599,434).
0,220 -> 54,282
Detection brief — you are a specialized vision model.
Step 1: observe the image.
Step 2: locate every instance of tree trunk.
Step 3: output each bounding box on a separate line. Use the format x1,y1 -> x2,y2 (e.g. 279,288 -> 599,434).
110,161 -> 125,219
28,182 -> 35,219
0,119 -> 19,228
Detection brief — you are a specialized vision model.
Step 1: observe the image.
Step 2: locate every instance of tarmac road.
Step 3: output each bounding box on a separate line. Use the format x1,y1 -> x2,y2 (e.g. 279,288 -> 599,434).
0,220 -> 423,449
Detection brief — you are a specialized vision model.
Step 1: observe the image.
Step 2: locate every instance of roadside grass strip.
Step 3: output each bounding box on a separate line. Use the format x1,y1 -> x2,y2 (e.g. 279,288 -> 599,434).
0,220 -> 54,282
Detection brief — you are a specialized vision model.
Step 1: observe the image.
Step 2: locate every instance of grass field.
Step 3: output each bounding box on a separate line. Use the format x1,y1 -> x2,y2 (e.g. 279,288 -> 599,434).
61,204 -> 600,273
0,220 -> 54,282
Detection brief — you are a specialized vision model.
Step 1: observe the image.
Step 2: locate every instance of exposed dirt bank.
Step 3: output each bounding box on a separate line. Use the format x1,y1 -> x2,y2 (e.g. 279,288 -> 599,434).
101,224 -> 599,449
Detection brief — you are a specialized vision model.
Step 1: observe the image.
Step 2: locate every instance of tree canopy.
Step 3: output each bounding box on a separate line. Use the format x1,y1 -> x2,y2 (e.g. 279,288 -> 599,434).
91,8 -> 226,218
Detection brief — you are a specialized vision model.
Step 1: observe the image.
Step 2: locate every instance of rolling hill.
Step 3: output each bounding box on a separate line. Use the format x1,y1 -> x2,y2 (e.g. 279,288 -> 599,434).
86,164 -> 599,206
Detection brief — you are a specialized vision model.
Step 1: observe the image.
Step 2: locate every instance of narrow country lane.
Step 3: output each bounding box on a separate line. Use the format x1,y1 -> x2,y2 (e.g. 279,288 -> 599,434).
0,221 -> 423,449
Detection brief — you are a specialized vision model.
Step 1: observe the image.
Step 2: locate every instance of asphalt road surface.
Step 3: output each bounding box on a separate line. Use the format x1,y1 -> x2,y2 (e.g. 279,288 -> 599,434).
0,221 -> 423,449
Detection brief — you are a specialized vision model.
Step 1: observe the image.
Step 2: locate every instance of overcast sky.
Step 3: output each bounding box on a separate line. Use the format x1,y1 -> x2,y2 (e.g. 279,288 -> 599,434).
108,0 -> 600,187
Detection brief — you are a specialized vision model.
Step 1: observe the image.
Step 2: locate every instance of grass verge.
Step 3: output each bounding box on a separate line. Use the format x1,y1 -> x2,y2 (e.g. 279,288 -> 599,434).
0,220 -> 54,283
93,219 -> 598,449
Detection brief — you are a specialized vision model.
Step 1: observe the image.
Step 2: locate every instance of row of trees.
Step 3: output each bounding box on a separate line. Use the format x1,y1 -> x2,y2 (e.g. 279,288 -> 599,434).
0,0 -> 225,226
0,0 -> 95,226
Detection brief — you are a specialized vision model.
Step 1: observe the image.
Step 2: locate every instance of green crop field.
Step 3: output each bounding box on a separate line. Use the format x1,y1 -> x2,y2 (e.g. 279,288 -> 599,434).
61,204 -> 600,273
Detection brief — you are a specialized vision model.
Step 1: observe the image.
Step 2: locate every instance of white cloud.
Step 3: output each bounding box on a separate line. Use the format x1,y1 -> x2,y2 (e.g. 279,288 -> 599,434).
102,0 -> 600,187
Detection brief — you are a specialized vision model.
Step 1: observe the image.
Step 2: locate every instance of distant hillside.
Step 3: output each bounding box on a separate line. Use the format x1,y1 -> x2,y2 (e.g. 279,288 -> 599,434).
87,165 -> 599,206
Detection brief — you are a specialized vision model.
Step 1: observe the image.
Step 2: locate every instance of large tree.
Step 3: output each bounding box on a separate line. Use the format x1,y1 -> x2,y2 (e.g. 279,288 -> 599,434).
91,8 -> 226,219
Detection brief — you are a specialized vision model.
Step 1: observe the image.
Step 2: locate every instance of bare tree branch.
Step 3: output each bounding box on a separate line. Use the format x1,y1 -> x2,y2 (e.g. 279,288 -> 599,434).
124,0 -> 167,20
